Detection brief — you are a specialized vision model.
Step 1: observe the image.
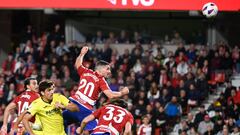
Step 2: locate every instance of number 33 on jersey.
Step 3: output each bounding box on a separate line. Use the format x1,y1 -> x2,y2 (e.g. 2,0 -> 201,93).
92,104 -> 134,135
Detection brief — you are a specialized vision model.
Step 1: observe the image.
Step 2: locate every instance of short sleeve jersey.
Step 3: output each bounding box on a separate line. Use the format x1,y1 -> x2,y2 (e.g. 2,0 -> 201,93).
92,104 -> 134,135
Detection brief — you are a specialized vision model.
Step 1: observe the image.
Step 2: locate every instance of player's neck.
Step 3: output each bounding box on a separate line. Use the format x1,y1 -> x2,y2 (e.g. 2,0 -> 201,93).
26,89 -> 31,91
41,96 -> 52,104
96,70 -> 103,76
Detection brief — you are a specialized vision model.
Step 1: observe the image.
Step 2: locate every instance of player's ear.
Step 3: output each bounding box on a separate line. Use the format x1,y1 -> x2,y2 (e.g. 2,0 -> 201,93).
26,85 -> 30,89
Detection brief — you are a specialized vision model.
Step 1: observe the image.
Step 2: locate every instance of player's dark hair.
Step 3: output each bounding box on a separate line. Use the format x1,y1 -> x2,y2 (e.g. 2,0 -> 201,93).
24,77 -> 37,89
95,60 -> 109,69
141,115 -> 150,120
109,99 -> 128,108
39,80 -> 54,95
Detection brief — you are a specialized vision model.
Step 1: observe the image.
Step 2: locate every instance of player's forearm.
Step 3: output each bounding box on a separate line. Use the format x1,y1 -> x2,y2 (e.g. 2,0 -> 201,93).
2,113 -> 9,127
77,122 -> 87,134
13,110 -> 27,131
22,120 -> 35,135
22,115 -> 35,135
104,90 -> 125,99
75,54 -> 85,68
124,122 -> 132,135
109,91 -> 123,99
80,122 -> 87,134
2,106 -> 12,126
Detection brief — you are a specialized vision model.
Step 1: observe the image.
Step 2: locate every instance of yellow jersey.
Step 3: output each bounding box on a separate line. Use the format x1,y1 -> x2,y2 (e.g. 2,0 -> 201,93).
28,93 -> 69,135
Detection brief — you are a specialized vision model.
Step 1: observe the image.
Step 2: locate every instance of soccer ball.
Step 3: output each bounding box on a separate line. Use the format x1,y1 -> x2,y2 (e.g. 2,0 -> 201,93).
202,2 -> 218,18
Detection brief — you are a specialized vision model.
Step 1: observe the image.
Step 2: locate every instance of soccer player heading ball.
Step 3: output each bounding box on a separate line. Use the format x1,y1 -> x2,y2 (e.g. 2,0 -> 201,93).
63,46 -> 130,132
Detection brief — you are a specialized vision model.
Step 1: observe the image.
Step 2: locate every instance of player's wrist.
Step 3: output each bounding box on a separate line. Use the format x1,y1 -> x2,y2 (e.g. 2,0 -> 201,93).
79,53 -> 85,57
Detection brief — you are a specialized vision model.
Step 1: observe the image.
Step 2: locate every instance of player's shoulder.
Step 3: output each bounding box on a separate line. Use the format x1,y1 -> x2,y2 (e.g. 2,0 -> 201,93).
30,97 -> 42,105
53,93 -> 67,100
53,93 -> 65,97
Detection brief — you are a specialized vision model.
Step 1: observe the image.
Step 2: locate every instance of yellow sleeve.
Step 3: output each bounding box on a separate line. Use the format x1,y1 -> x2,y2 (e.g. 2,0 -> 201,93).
55,94 -> 69,107
28,100 -> 39,116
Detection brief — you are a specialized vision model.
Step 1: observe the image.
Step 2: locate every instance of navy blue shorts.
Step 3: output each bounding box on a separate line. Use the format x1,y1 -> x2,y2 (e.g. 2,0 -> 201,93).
63,98 -> 97,131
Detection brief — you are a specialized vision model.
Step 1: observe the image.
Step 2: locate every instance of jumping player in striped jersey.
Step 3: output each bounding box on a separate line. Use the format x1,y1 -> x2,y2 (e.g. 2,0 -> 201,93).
63,46 -> 129,133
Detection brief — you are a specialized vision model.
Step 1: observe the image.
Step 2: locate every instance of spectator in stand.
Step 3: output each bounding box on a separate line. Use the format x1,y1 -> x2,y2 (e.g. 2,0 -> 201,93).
92,30 -> 105,44
177,66 -> 189,80
109,78 -> 119,92
204,125 -> 214,135
232,46 -> 240,73
153,105 -> 167,134
5,83 -> 17,104
231,126 -> 239,135
186,44 -> 197,64
216,125 -> 229,135
186,113 -> 195,128
187,83 -> 200,108
147,82 -> 160,103
194,105 -> 207,126
159,87 -> 171,105
210,52 -> 221,71
137,115 -> 152,135
134,99 -> 147,119
68,40 -> 80,59
49,24 -> 65,45
106,31 -> 117,44
2,53 -> 16,76
198,115 -> 214,135
173,120 -> 189,134
213,117 -> 224,134
159,68 -> 168,88
101,43 -> 113,62
132,32 -> 142,43
118,30 -> 130,44
175,43 -> 186,57
171,32 -> 185,45
165,96 -> 182,126
178,90 -> 188,115
0,75 -> 8,104
56,40 -> 70,57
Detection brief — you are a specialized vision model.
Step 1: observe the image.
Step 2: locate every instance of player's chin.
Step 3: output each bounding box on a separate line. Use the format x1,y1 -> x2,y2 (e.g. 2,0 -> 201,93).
106,73 -> 112,78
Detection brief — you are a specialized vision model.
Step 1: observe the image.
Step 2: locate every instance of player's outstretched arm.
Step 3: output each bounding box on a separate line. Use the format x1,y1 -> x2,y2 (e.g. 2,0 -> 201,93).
22,113 -> 35,135
123,122 -> 132,135
76,114 -> 95,135
103,87 -> 129,99
55,102 -> 79,112
0,102 -> 16,134
75,46 -> 88,69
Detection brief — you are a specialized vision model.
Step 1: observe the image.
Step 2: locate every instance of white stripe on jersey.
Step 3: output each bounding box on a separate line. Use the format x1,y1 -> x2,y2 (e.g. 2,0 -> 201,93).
76,91 -> 96,105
